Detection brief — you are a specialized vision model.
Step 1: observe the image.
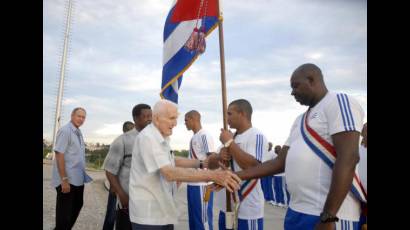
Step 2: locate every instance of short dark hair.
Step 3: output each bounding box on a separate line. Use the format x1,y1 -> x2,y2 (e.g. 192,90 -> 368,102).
132,104 -> 151,118
122,121 -> 134,133
229,99 -> 253,120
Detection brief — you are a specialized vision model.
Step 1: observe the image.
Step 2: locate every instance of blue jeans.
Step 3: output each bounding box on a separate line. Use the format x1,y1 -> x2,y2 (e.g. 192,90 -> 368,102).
103,191 -> 117,230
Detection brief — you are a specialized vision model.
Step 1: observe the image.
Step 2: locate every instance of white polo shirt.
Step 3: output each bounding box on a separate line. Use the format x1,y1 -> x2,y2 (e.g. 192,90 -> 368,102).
358,144 -> 367,193
188,129 -> 215,186
215,127 -> 267,220
285,92 -> 364,221
128,123 -> 179,225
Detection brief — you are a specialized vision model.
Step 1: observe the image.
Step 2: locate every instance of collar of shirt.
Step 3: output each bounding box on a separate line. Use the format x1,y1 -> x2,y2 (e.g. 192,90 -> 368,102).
69,121 -> 80,133
150,123 -> 170,145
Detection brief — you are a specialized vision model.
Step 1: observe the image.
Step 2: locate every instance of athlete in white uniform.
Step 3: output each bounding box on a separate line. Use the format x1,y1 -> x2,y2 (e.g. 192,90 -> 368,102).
209,99 -> 268,230
234,64 -> 366,230
357,123 -> 367,229
184,110 -> 216,230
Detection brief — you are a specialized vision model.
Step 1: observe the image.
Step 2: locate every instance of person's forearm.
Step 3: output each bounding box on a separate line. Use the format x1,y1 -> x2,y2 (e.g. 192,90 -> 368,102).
236,158 -> 284,180
175,157 -> 199,168
105,171 -> 126,196
55,152 -> 67,179
323,131 -> 361,216
322,154 -> 358,215
229,143 -> 260,169
160,166 -> 212,182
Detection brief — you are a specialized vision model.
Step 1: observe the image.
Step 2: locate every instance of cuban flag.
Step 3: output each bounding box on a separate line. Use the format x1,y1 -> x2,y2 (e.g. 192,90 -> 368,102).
160,0 -> 220,103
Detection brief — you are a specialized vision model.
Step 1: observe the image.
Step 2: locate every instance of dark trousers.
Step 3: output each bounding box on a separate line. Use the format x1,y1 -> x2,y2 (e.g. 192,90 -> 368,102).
116,206 -> 132,230
131,223 -> 173,230
102,191 -> 117,230
54,184 -> 84,230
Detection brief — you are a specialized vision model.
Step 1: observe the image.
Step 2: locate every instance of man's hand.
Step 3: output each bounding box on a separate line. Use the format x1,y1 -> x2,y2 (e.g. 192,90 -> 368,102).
314,222 -> 335,230
220,129 -> 234,144
210,169 -> 241,193
117,192 -> 129,208
61,180 -> 70,193
202,158 -> 209,169
219,147 -> 232,161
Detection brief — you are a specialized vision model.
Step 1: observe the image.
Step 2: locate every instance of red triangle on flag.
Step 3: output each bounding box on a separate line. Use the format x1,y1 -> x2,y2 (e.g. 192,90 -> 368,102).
171,0 -> 218,23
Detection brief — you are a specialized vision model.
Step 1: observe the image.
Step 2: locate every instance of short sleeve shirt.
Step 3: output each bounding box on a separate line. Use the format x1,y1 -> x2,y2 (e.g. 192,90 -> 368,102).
285,92 -> 364,221
128,123 -> 178,225
51,122 -> 92,187
188,129 -> 215,186
215,127 -> 268,219
103,129 -> 139,195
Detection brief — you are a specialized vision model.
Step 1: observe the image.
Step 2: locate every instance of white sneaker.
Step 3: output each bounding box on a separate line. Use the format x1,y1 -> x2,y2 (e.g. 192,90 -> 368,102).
270,201 -> 278,206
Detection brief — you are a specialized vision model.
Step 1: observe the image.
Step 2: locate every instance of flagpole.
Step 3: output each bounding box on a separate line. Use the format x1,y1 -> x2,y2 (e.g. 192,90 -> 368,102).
216,0 -> 234,229
51,0 -> 73,159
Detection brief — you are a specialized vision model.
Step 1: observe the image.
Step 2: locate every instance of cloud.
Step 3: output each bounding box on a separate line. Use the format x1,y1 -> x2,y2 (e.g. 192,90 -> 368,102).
94,122 -> 123,136
43,0 -> 366,148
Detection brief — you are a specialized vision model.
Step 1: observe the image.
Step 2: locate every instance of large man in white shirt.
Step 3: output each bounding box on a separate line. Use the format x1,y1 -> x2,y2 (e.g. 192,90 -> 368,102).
128,99 -> 241,230
235,63 -> 366,230
208,99 -> 268,230
357,123 -> 367,230
184,110 -> 216,230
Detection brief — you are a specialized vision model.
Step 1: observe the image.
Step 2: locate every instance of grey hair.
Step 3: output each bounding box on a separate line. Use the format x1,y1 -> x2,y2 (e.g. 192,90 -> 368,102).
153,99 -> 177,116
71,107 -> 86,115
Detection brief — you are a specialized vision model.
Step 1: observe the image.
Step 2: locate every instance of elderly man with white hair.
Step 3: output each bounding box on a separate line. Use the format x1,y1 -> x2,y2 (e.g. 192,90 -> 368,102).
128,99 -> 241,230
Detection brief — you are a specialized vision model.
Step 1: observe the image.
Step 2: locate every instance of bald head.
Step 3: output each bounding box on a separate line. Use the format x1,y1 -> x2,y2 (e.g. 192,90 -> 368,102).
185,110 -> 201,121
291,63 -> 324,83
184,110 -> 202,133
290,63 -> 328,107
152,99 -> 178,137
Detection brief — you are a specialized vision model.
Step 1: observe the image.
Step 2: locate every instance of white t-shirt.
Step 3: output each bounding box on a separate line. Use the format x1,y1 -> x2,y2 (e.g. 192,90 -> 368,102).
358,145 -> 367,193
264,150 -> 284,176
188,129 -> 215,186
285,92 -> 364,221
128,123 -> 179,225
262,150 -> 276,162
215,127 -> 267,219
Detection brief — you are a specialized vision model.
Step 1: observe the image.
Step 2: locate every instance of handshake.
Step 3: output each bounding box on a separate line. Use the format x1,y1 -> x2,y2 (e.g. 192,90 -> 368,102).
201,151 -> 240,193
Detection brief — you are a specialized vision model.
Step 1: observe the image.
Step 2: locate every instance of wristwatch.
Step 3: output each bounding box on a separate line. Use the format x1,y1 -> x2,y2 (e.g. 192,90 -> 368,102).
319,211 -> 339,223
224,139 -> 234,148
199,160 -> 204,169
61,176 -> 69,182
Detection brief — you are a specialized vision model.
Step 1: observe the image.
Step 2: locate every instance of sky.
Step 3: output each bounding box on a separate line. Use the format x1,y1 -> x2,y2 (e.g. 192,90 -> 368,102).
43,0 -> 367,150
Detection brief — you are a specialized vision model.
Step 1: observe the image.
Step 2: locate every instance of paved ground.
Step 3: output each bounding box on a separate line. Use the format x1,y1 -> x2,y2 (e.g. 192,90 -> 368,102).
43,160 -> 286,229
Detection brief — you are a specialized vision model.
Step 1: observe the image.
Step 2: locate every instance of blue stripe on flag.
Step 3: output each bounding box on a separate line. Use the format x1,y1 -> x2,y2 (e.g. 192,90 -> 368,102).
163,5 -> 178,42
161,77 -> 182,104
337,94 -> 348,131
162,14 -> 218,104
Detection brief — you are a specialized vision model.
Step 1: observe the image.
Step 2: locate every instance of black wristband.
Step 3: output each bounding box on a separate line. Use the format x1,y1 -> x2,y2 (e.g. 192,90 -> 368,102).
199,160 -> 203,169
319,211 -> 339,223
